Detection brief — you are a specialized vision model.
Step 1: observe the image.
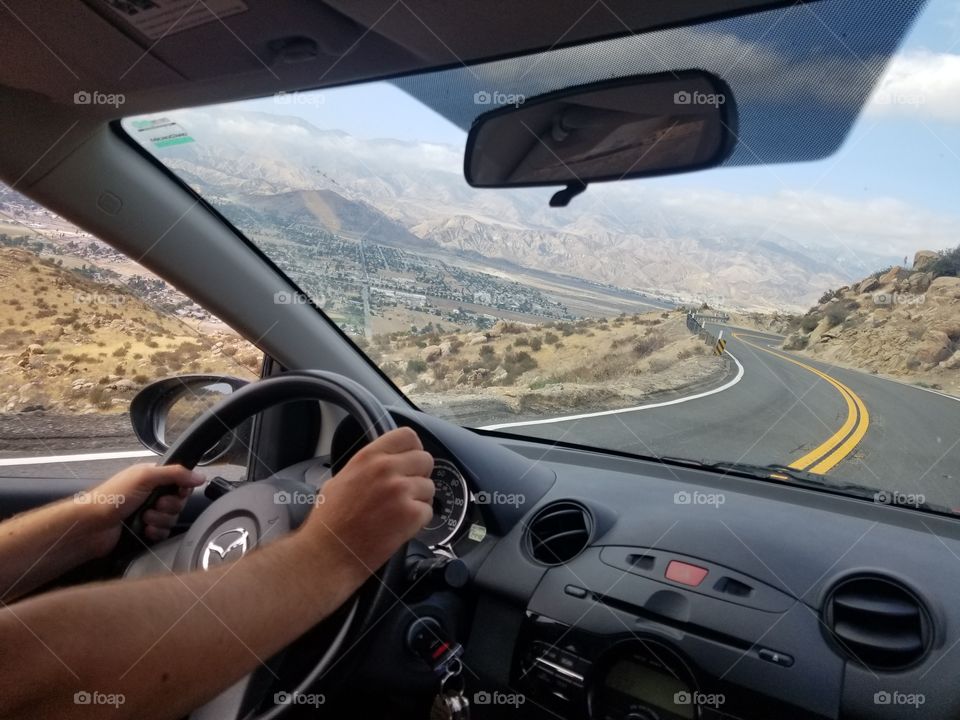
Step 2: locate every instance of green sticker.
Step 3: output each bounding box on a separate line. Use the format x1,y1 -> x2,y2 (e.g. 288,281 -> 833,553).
467,523 -> 487,542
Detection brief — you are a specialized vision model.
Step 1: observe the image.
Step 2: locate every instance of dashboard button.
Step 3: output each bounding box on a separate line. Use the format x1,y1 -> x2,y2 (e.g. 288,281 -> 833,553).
665,560 -> 709,587
564,584 -> 588,598
759,648 -> 794,667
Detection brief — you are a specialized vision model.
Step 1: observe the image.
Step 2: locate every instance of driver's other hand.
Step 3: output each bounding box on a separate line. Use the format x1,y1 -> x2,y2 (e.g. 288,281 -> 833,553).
85,464 -> 206,551
307,427 -> 435,572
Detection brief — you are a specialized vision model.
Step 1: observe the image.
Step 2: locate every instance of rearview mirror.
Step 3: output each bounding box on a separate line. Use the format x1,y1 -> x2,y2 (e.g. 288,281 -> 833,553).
129,375 -> 251,465
464,71 -> 736,206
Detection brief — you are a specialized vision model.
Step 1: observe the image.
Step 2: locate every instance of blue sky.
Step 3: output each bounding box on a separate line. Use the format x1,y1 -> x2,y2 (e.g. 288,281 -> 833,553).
238,0 -> 960,257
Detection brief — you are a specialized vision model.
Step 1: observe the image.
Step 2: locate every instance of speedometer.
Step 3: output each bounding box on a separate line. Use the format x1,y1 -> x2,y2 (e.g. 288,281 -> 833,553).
417,459 -> 469,547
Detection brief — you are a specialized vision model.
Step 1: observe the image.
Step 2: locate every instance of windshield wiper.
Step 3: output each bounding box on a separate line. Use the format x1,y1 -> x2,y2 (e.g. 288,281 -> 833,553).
658,457 -> 953,515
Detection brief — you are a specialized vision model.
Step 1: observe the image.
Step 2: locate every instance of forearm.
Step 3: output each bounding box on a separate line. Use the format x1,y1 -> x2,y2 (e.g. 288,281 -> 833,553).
0,498 -> 106,602
0,527 -> 370,720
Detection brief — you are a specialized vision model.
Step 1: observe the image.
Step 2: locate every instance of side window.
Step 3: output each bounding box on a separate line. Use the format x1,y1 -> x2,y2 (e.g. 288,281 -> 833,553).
0,183 -> 261,468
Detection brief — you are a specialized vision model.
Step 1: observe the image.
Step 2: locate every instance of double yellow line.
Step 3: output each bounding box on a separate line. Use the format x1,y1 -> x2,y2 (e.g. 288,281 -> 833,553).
732,333 -> 869,475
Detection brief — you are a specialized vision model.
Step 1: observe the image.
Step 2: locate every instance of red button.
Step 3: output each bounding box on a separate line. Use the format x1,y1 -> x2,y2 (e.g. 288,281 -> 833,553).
665,560 -> 709,587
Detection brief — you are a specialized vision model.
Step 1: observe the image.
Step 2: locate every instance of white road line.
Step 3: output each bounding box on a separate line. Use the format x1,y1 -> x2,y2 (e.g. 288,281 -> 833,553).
0,449 -> 156,467
481,351 -> 745,430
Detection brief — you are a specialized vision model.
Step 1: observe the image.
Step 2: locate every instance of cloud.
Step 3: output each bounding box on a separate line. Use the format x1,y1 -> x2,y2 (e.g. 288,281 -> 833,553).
865,50 -> 960,121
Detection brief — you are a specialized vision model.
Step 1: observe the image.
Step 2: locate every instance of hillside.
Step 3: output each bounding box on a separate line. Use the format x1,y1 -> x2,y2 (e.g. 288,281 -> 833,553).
362,310 -> 731,424
0,248 -> 261,414
781,249 -> 960,396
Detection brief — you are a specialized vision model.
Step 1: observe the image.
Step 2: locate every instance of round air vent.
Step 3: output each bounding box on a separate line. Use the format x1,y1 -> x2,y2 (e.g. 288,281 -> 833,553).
824,575 -> 931,670
524,501 -> 593,565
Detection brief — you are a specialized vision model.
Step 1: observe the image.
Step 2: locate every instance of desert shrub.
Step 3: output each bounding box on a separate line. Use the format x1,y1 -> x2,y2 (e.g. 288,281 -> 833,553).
800,314 -> 821,332
406,359 -> 427,375
632,332 -> 667,358
513,337 -> 530,347
501,351 -> 538,382
544,332 -> 560,345
479,344 -> 495,357
930,245 -> 960,278
529,337 -> 542,351
649,357 -> 672,373
144,339 -> 159,348
824,304 -> 852,328
819,289 -> 838,304
132,374 -> 150,384
111,346 -> 128,357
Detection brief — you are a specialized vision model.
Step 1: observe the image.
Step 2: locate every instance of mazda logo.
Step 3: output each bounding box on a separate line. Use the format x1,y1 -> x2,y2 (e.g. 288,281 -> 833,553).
201,527 -> 250,570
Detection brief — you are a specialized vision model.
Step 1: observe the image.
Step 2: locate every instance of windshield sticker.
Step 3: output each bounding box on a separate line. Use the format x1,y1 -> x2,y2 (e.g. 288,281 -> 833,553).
99,0 -> 248,40
130,117 -> 195,149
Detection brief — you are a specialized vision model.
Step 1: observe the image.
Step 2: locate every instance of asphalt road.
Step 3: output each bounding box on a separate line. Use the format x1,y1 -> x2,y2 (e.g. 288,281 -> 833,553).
491,324 -> 960,510
3,324 -> 958,510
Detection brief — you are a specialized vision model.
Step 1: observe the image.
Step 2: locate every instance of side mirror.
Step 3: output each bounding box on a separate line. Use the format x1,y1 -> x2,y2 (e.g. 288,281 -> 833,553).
129,375 -> 251,466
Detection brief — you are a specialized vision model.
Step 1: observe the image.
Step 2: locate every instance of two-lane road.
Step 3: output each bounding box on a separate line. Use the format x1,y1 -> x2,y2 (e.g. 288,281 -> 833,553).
492,324 -> 960,508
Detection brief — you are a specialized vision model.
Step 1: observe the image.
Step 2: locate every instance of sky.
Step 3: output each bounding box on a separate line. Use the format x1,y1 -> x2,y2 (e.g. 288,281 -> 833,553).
233,0 -> 960,262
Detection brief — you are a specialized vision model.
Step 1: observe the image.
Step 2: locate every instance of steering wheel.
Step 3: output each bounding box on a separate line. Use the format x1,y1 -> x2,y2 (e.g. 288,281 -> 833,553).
120,370 -> 406,719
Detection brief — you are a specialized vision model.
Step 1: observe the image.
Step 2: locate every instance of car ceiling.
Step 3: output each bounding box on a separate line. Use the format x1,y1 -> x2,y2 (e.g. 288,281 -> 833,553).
0,0 -> 809,188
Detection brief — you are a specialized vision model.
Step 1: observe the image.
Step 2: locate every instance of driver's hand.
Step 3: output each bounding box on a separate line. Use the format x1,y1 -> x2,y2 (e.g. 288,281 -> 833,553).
83,464 -> 206,552
305,427 -> 435,572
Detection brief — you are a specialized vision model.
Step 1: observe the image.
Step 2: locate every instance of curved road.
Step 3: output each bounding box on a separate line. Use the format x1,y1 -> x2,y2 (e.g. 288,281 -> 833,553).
3,325 -> 958,509
492,324 -> 960,509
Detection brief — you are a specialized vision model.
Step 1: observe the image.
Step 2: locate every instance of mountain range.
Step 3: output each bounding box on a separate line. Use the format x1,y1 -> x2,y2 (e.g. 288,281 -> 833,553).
138,109 -> 901,310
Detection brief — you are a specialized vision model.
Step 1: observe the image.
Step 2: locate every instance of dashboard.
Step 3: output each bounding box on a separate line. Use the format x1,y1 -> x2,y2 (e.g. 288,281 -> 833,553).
321,407 -> 960,720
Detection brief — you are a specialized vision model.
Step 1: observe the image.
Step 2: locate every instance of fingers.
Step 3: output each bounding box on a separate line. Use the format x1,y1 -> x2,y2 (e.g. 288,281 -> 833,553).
407,475 -> 436,505
385,450 -> 434,479
366,427 -> 423,455
141,508 -> 178,530
128,463 -> 206,491
152,493 -> 189,514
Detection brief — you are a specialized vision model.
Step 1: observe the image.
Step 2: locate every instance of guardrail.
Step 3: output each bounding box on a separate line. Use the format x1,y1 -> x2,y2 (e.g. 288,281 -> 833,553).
686,313 -> 728,356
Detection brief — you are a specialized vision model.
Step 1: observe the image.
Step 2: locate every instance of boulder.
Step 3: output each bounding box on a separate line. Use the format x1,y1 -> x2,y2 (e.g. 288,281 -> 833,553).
857,277 -> 880,295
782,333 -> 807,350
903,272 -> 932,295
914,330 -> 952,365
913,250 -> 939,271
421,345 -> 443,363
941,350 -> 960,370
878,266 -> 910,286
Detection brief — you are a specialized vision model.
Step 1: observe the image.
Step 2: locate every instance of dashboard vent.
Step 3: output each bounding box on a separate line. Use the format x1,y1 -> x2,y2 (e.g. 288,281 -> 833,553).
824,576 -> 930,670
525,501 -> 592,565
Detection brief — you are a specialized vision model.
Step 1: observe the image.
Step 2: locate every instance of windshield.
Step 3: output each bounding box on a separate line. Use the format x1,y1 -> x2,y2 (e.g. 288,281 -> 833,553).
124,0 -> 960,512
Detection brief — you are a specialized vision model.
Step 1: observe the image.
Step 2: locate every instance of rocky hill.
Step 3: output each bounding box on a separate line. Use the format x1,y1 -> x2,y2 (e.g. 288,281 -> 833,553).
0,248 -> 261,414
781,249 -> 960,396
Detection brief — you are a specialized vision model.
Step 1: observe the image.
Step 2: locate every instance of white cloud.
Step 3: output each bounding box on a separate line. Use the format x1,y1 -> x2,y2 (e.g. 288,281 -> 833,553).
865,50 -> 960,121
